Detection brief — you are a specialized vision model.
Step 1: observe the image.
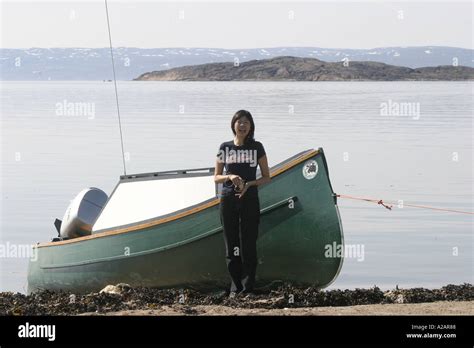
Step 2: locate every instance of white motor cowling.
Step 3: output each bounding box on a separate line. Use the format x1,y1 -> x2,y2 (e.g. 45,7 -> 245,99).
60,188 -> 108,239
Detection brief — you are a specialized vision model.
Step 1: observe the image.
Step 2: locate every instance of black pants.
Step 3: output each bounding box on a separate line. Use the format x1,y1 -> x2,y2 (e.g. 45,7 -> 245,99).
220,189 -> 260,293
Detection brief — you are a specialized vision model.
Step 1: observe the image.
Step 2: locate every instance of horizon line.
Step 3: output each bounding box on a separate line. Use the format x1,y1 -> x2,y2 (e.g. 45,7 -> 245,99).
1,45 -> 473,51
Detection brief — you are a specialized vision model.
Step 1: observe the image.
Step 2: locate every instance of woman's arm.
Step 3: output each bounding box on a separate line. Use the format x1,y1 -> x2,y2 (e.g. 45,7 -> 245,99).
214,159 -> 243,185
247,155 -> 271,187
214,160 -> 228,183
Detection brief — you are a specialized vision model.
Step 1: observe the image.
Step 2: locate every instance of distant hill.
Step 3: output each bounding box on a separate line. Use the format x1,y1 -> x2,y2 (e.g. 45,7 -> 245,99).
134,56 -> 474,81
0,46 -> 472,80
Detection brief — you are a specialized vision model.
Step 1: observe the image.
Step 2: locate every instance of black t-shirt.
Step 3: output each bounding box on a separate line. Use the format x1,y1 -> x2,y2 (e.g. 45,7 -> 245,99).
216,140 -> 266,196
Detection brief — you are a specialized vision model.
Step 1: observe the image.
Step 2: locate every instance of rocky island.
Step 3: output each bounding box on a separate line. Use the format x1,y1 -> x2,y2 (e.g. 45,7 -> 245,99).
134,56 -> 474,81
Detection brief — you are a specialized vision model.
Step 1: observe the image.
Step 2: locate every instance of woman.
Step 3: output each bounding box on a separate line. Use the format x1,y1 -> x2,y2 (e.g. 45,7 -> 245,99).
214,110 -> 271,295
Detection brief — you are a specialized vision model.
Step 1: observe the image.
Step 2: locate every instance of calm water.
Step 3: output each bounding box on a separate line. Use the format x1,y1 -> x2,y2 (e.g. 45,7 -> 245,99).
0,81 -> 472,293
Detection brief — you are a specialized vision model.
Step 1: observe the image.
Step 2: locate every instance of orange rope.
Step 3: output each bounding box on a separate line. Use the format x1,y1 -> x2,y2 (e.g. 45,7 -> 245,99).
336,194 -> 474,215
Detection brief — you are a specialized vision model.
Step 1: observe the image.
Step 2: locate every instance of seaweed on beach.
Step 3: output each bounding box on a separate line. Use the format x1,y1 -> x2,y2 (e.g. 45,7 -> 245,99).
438,283 -> 473,301
0,283 -> 471,315
382,283 -> 474,304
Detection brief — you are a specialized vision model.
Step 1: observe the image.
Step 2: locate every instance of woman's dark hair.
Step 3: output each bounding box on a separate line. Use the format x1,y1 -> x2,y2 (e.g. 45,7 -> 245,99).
231,110 -> 255,144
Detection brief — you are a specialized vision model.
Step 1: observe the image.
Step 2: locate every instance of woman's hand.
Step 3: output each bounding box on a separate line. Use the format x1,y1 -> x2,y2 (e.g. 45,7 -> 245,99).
229,175 -> 243,188
235,181 -> 252,199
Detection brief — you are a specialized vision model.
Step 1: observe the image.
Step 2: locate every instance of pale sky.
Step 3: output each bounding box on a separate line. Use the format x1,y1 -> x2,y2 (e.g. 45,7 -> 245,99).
1,0 -> 472,49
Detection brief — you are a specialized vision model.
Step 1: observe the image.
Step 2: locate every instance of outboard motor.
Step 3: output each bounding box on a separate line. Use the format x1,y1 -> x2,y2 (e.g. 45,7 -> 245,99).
59,188 -> 108,239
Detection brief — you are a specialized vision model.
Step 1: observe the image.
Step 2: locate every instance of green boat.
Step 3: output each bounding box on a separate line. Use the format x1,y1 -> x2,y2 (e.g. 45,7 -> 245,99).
27,148 -> 344,294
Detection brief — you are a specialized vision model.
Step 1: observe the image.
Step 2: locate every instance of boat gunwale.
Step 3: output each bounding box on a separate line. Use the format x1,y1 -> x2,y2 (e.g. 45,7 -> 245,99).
119,167 -> 215,183
37,148 -> 320,248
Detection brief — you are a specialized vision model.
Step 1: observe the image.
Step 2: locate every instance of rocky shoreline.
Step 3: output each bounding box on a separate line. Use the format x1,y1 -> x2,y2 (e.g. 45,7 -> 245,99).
1,283 -> 472,316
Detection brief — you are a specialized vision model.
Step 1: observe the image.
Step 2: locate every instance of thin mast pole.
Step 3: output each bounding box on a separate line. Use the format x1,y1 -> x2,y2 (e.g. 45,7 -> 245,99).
105,0 -> 127,175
